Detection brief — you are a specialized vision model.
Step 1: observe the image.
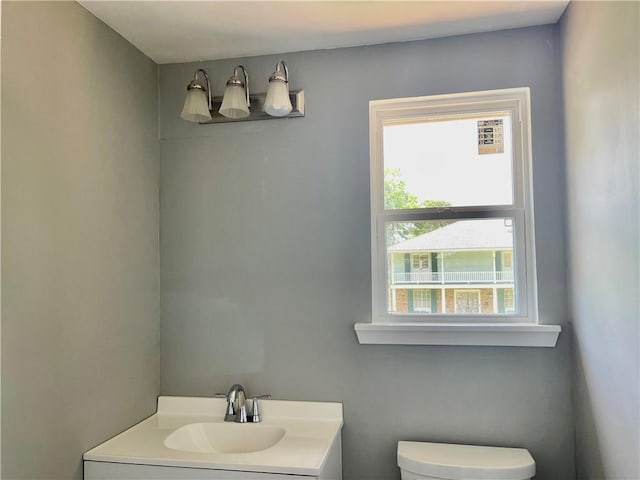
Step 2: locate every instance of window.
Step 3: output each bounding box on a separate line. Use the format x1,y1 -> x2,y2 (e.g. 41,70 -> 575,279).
502,251 -> 513,270
368,88 -> 538,325
356,88 -> 560,346
413,289 -> 432,312
411,254 -> 430,271
454,290 -> 481,313
503,288 -> 515,313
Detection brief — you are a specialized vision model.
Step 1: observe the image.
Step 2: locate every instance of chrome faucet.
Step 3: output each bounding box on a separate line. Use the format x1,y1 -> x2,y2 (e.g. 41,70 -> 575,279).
221,384 -> 271,423
224,384 -> 248,423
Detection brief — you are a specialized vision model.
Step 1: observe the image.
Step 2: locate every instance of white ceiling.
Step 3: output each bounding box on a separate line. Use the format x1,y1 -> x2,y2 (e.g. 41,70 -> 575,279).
78,1 -> 570,64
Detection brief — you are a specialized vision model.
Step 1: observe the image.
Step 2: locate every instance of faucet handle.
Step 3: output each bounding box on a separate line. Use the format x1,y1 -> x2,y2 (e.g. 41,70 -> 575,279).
235,390 -> 248,423
248,394 -> 271,423
225,399 -> 236,419
218,391 -> 236,421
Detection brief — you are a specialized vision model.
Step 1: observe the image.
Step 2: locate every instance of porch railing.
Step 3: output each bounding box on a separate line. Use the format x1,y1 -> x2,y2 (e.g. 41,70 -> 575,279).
392,270 -> 514,284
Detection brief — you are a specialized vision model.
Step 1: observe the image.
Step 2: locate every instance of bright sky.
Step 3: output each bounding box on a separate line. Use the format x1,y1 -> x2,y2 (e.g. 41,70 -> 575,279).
383,115 -> 513,207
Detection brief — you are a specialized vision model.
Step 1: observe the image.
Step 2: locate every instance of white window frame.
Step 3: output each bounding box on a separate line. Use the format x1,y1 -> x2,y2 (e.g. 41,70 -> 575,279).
370,88 -> 537,324
355,88 -> 560,347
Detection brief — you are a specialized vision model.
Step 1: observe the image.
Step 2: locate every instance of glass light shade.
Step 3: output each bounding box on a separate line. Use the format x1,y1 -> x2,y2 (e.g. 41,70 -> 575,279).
264,80 -> 293,117
180,88 -> 212,123
219,85 -> 250,119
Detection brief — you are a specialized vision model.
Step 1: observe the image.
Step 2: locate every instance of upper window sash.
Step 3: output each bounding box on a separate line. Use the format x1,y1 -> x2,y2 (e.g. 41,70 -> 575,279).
370,91 -> 531,216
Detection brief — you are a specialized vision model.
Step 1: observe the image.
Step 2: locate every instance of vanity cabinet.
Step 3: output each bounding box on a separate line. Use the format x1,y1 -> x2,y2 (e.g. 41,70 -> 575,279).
85,461 -> 317,479
84,435 -> 342,480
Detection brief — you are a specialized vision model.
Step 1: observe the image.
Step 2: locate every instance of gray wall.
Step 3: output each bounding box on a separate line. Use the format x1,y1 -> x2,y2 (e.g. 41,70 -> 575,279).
1,2 -> 160,478
560,2 -> 640,479
159,26 -> 573,480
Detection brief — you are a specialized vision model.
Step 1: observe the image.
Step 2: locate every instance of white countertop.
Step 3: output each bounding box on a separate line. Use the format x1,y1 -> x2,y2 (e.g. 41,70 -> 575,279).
84,396 -> 343,476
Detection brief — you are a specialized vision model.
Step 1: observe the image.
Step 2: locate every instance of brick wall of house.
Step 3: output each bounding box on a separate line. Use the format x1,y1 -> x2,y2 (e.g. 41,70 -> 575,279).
395,289 -> 408,313
394,288 -> 494,314
480,288 -> 494,313
445,289 -> 455,314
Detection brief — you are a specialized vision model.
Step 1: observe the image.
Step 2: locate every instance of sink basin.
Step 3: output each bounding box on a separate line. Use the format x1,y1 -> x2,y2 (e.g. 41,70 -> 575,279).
164,422 -> 286,454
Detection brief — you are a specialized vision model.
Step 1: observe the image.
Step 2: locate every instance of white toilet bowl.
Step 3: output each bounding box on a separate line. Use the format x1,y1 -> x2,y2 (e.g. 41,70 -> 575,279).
398,441 -> 535,480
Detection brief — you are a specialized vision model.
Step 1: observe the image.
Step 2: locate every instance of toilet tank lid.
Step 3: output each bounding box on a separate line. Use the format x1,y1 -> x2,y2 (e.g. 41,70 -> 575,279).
397,441 -> 535,480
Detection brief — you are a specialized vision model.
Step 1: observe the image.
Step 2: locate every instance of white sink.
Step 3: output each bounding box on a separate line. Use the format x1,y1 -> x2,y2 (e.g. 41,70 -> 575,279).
84,396 -> 343,477
164,422 -> 285,454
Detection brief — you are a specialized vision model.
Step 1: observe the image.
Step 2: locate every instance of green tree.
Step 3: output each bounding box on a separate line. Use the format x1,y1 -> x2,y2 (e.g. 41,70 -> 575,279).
384,168 -> 450,245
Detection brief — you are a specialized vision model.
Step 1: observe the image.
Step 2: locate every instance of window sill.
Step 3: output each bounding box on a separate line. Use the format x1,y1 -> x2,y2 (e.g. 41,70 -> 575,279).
354,322 -> 560,347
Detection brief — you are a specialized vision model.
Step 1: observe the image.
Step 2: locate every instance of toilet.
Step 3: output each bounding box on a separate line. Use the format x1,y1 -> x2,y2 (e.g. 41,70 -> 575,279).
398,441 -> 535,480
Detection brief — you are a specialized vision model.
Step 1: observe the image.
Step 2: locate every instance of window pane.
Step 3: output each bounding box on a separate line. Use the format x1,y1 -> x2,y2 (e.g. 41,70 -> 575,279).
385,218 -> 516,315
383,114 -> 513,209
413,289 -> 431,312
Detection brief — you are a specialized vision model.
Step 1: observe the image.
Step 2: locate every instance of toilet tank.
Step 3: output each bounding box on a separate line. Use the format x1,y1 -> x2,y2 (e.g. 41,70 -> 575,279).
398,441 -> 535,480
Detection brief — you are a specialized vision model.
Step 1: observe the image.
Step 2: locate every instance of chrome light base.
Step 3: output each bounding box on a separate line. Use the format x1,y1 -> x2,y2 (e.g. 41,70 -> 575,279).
198,90 -> 304,124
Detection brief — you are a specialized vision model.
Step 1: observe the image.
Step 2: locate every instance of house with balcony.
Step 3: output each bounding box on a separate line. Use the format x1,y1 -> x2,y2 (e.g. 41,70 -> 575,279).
388,219 -> 515,314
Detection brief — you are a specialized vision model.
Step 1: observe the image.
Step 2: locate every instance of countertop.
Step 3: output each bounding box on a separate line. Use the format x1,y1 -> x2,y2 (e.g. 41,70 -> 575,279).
83,396 -> 343,476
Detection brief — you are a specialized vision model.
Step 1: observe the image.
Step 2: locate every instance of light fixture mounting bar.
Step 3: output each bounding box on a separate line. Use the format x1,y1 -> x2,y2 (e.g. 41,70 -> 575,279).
199,90 -> 304,124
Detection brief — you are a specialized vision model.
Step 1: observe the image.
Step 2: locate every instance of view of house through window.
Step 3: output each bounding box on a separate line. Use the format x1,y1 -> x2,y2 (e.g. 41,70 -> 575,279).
370,89 -> 536,323
385,218 -> 516,315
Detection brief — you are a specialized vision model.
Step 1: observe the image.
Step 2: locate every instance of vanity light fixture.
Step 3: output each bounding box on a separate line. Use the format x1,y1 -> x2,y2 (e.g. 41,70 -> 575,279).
179,62 -> 305,125
264,61 -> 293,117
219,65 -> 250,119
180,69 -> 213,123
